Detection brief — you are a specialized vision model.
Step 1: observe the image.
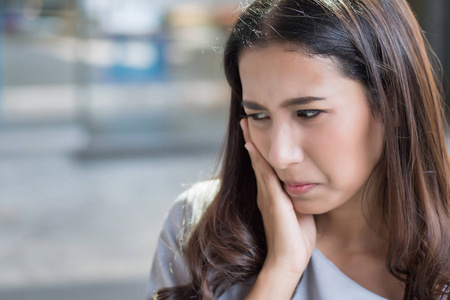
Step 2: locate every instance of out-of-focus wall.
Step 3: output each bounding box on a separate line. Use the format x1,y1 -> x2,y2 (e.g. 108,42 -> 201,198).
1,0 -> 241,153
408,0 -> 450,115
0,0 -> 241,298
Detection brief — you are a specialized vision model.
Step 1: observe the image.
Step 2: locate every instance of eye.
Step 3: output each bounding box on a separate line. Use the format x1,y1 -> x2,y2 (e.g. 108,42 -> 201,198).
246,113 -> 270,121
297,110 -> 322,119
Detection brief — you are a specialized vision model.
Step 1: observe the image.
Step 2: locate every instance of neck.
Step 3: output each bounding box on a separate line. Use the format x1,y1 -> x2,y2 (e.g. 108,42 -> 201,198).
315,186 -> 387,254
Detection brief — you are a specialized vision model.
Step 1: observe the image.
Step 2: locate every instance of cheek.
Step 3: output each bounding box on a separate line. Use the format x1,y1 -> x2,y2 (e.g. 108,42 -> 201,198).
313,111 -> 383,187
248,125 -> 271,160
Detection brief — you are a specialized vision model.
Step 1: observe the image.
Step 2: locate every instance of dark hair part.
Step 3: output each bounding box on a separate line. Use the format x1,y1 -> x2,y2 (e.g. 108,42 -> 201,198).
155,0 -> 450,299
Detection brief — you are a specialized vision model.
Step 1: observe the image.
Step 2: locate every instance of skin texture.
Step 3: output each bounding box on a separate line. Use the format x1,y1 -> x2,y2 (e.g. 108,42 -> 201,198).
241,119 -> 317,299
239,44 -> 384,216
239,44 -> 404,299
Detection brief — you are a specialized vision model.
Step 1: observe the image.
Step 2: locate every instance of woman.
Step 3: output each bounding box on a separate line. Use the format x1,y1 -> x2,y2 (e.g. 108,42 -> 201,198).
149,0 -> 450,299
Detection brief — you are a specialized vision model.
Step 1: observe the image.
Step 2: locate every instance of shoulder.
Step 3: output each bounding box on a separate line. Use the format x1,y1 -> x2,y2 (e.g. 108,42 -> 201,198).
157,179 -> 221,253
148,179 -> 221,297
170,179 -> 221,234
179,179 -> 221,216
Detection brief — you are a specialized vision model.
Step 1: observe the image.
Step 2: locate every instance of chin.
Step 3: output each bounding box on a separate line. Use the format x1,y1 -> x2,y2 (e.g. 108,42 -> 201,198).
292,200 -> 330,215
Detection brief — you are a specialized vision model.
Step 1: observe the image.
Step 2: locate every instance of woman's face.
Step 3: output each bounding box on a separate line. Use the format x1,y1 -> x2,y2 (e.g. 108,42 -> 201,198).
239,44 -> 384,215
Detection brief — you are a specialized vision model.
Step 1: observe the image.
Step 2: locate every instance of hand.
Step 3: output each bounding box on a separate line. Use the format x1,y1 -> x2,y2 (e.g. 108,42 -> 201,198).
240,119 -> 316,284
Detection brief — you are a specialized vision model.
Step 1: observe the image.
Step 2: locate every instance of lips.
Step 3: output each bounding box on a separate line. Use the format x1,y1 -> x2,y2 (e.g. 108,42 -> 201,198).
283,182 -> 318,195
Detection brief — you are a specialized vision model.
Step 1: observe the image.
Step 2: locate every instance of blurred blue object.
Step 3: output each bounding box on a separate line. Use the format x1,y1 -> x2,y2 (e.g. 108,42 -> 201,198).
102,35 -> 167,83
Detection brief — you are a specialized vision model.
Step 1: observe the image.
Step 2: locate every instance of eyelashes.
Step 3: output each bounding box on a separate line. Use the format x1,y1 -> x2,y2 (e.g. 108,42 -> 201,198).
241,112 -> 269,121
296,110 -> 322,118
241,110 -> 323,121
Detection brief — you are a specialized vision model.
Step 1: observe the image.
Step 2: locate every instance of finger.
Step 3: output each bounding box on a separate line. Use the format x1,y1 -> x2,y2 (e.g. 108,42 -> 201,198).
239,119 -> 287,197
240,118 -> 251,144
239,118 -> 264,170
240,135 -> 281,192
243,139 -> 272,176
239,119 -> 264,169
239,119 -> 277,179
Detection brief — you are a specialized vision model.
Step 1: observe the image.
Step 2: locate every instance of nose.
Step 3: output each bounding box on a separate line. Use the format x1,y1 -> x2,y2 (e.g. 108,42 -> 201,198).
268,123 -> 304,170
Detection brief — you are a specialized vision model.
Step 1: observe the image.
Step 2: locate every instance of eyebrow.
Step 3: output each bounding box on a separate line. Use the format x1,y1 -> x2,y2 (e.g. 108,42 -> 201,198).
241,96 -> 326,110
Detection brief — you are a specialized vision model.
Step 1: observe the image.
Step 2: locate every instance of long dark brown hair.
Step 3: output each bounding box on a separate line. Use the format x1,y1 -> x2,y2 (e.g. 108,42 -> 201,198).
155,0 -> 450,299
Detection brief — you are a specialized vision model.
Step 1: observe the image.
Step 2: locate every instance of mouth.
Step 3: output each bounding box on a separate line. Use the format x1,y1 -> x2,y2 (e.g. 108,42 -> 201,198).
282,182 -> 318,195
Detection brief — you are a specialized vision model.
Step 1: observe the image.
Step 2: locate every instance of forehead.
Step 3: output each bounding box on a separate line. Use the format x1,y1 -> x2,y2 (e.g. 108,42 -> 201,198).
238,44 -> 346,99
238,43 -> 345,76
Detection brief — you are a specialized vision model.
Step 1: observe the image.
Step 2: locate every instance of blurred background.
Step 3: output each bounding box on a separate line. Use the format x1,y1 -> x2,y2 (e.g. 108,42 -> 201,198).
0,0 -> 448,299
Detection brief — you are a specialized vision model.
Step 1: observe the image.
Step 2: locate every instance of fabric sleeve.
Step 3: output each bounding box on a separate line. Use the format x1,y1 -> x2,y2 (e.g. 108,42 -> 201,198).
147,194 -> 192,299
147,180 -> 220,299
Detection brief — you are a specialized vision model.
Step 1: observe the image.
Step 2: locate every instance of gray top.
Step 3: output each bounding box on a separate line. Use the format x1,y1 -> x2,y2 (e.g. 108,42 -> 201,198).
148,181 -> 388,300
